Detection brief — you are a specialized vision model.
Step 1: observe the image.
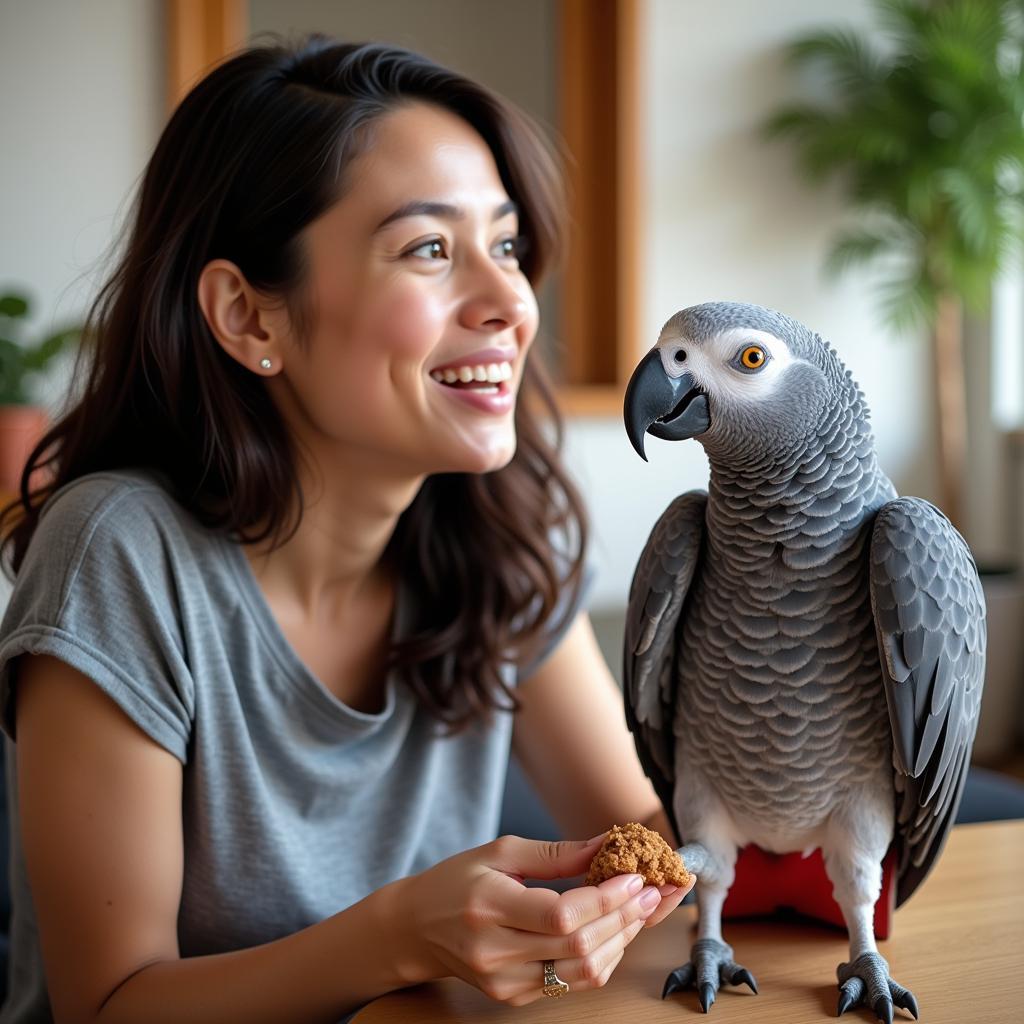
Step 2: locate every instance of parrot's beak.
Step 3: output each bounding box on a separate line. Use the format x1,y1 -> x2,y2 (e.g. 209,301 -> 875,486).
623,349 -> 711,460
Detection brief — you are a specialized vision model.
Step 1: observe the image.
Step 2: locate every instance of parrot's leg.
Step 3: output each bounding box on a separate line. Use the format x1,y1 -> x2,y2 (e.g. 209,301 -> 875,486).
662,841 -> 757,1012
823,804 -> 919,1023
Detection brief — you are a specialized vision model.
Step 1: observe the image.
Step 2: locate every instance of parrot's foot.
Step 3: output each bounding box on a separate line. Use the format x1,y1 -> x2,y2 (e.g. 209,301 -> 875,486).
836,953 -> 919,1023
662,937 -> 758,1012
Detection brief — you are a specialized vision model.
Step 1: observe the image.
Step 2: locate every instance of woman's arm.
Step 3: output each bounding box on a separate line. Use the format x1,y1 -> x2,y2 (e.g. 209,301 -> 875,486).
512,611 -> 681,850
15,654 -> 418,1024
17,653 -> 663,1021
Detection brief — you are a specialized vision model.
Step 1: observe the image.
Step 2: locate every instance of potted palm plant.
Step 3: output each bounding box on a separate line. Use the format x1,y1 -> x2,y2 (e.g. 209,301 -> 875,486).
764,0 -> 1024,762
0,292 -> 80,494
764,0 -> 1024,534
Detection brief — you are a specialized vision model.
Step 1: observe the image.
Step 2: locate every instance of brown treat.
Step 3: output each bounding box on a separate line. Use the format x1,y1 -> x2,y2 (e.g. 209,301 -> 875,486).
585,822 -> 691,888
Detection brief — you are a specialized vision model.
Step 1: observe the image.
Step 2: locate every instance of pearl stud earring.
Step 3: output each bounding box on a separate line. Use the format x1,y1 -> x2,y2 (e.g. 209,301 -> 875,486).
259,358 -> 272,370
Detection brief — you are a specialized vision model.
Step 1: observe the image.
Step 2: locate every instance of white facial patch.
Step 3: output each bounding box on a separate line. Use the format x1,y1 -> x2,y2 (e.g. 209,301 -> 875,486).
656,325 -> 798,406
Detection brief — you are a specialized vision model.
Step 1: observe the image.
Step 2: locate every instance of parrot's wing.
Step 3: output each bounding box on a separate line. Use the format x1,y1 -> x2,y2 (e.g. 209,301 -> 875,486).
623,490 -> 707,832
868,497 -> 986,907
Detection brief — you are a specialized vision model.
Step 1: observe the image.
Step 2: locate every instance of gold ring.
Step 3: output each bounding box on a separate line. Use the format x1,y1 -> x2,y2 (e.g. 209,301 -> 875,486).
542,959 -> 569,997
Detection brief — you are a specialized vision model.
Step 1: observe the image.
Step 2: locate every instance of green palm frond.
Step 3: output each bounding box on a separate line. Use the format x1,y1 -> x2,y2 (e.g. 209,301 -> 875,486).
765,0 -> 1024,329
879,264 -> 939,330
938,168 -> 997,253
765,106 -> 910,179
824,225 -> 908,276
928,0 -> 1007,59
763,105 -> 834,143
873,0 -> 934,38
786,27 -> 885,92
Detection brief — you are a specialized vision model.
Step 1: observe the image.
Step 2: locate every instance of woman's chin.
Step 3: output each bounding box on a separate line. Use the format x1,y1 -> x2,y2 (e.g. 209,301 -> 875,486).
444,436 -> 517,475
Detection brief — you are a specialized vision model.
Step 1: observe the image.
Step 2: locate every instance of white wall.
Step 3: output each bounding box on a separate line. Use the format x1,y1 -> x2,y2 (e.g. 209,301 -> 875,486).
0,0 -> 937,614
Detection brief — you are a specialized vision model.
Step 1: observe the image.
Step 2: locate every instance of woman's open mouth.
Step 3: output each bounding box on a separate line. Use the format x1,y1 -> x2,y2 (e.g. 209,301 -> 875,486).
428,359 -> 516,414
429,359 -> 513,395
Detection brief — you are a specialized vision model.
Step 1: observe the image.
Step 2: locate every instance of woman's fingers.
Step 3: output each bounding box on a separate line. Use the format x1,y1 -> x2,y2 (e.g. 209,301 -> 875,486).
501,919 -> 643,1007
506,882 -> 662,961
549,921 -> 639,990
494,871 -> 647,934
465,861 -> 684,1009
485,833 -> 606,883
642,875 -> 695,928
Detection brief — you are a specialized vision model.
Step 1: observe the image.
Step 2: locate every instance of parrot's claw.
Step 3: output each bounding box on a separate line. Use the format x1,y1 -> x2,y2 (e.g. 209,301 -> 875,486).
873,994 -> 894,1024
836,984 -> 858,1017
730,967 -> 758,994
836,953 -> 919,1022
661,937 -> 757,1011
661,964 -> 695,998
699,981 -> 715,1012
893,988 -> 920,1019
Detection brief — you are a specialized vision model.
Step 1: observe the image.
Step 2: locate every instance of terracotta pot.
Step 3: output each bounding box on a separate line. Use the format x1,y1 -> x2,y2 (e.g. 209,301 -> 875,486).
0,405 -> 48,495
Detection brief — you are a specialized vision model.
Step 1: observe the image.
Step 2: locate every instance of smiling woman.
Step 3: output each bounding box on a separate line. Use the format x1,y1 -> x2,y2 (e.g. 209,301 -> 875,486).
0,36 -> 683,1024
3,41 -> 576,729
219,102 -> 540,479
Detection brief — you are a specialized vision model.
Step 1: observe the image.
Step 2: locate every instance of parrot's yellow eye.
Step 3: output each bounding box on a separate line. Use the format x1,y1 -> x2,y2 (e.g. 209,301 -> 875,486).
740,346 -> 767,370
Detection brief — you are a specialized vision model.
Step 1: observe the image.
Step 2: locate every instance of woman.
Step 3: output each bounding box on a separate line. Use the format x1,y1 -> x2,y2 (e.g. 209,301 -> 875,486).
0,38 -> 689,1023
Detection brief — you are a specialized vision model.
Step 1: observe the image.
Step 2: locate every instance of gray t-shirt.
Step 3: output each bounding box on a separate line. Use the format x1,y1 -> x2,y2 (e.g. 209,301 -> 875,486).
0,469 -> 577,1022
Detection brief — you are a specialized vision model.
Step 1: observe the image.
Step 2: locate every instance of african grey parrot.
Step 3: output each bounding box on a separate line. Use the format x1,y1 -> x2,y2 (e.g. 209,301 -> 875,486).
621,302 -> 985,1023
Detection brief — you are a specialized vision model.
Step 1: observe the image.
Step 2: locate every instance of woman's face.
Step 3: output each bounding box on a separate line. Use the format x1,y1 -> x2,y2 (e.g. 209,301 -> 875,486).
271,101 -> 539,479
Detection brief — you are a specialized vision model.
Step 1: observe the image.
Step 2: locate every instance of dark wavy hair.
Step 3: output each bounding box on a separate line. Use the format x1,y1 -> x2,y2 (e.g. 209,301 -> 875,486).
0,37 -> 588,731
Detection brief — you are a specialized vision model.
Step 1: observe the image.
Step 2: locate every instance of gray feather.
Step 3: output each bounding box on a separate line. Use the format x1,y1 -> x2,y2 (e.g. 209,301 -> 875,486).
868,498 -> 985,903
623,491 -> 707,832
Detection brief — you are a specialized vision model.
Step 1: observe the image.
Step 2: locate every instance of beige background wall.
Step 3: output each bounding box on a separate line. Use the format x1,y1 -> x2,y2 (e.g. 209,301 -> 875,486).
0,0 -> 163,349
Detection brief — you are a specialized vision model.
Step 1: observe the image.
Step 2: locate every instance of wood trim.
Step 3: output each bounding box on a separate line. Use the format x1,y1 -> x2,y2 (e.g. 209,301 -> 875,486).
166,0 -> 248,113
558,0 -> 641,397
614,0 -> 643,389
559,385 -> 628,418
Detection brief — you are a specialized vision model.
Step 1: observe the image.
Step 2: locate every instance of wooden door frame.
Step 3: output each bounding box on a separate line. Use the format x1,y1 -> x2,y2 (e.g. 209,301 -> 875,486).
558,0 -> 642,414
166,0 -> 248,112
165,0 -> 642,416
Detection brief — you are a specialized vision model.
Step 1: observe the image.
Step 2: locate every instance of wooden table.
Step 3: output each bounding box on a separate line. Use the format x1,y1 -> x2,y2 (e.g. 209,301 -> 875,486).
355,820 -> 1024,1024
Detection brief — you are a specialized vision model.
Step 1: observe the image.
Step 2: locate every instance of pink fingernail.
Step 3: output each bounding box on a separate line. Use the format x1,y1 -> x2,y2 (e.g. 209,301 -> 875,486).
639,886 -> 660,910
626,874 -> 644,894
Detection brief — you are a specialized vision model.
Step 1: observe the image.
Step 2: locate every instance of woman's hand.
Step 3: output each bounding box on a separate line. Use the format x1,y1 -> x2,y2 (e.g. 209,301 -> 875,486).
393,834 -> 694,1007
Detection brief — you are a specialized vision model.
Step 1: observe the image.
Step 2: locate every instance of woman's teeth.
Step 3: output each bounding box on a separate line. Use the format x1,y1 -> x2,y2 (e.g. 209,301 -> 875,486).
430,361 -> 514,388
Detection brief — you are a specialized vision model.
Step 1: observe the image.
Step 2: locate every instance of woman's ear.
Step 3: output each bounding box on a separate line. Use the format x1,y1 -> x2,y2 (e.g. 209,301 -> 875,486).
197,259 -> 284,375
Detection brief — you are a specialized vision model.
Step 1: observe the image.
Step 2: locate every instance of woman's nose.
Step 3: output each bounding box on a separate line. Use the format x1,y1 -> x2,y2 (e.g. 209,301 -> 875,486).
457,259 -> 532,333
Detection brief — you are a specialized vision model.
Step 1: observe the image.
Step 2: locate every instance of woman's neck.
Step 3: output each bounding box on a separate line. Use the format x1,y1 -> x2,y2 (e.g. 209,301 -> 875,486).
244,452 -> 423,623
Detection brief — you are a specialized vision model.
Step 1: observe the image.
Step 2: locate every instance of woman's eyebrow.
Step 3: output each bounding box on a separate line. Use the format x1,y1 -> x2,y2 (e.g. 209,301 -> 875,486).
374,198 -> 518,232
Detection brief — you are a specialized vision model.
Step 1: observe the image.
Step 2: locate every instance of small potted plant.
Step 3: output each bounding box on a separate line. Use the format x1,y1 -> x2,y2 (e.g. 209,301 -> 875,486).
0,291 -> 80,495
